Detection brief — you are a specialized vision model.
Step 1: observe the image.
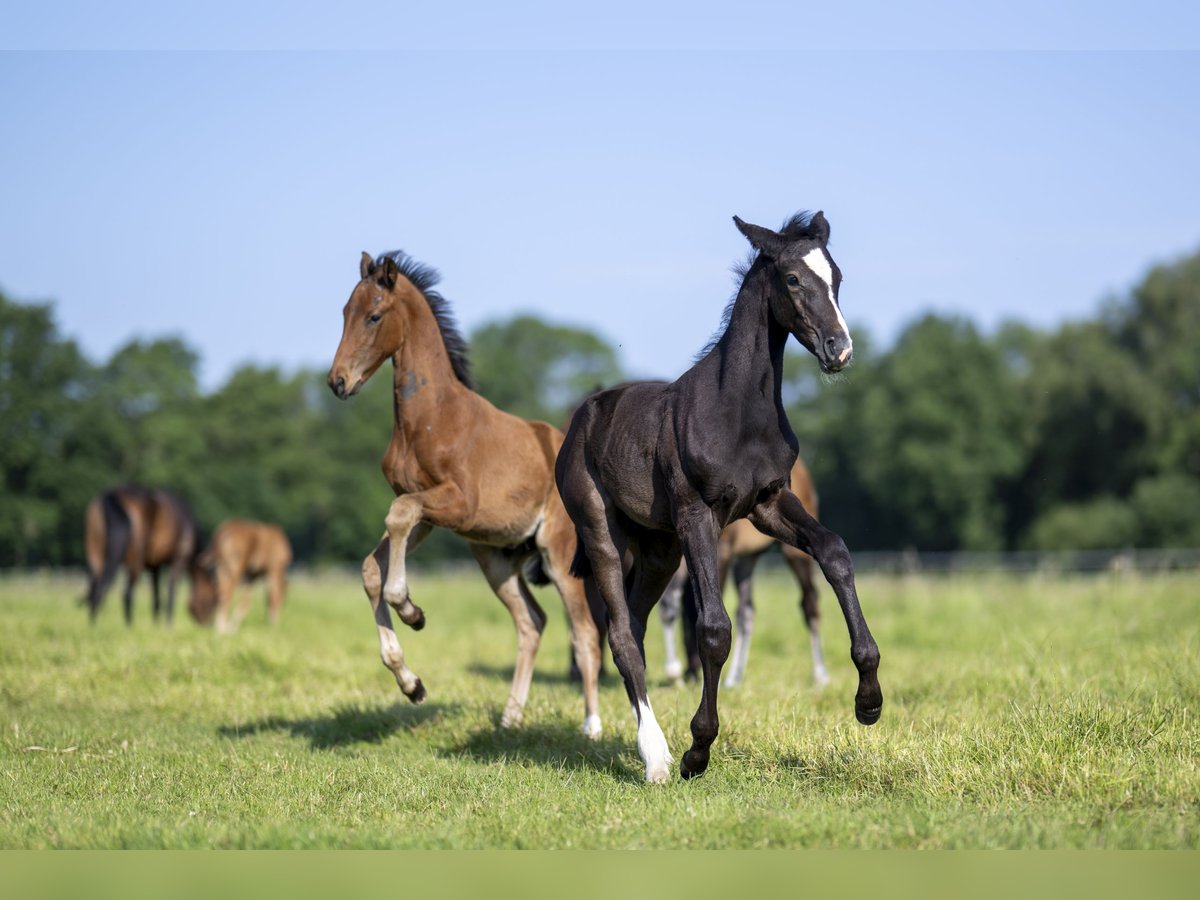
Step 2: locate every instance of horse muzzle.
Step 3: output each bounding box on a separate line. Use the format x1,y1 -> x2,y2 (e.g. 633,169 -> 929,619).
819,334 -> 854,373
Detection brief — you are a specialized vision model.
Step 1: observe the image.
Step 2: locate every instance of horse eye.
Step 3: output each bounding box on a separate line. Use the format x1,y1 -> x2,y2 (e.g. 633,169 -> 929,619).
786,274 -> 800,287
368,313 -> 382,324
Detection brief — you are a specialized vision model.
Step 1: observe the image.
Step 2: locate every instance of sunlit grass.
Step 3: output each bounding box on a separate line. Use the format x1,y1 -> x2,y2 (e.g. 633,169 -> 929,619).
1,566 -> 1197,848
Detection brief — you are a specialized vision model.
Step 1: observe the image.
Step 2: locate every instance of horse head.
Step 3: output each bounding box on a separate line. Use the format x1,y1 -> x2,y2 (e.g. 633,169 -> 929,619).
733,211 -> 852,373
327,252 -> 410,400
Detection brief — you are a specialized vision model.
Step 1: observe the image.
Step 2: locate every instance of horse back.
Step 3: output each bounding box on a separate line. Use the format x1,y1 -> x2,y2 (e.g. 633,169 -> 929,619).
211,519 -> 292,578
143,489 -> 197,568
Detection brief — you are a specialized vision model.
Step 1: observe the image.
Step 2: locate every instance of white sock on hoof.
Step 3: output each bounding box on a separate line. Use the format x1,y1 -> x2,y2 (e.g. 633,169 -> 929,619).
636,700 -> 672,784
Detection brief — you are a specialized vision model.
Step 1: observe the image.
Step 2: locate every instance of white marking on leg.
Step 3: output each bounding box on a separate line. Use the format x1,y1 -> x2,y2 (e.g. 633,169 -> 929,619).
724,631 -> 749,688
800,247 -> 850,343
636,700 -> 672,784
582,713 -> 602,740
811,631 -> 830,687
378,623 -> 421,697
663,619 -> 683,681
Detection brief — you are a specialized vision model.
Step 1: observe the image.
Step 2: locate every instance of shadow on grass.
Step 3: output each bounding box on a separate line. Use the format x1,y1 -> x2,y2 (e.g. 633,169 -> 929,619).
440,720 -> 643,782
217,701 -> 459,750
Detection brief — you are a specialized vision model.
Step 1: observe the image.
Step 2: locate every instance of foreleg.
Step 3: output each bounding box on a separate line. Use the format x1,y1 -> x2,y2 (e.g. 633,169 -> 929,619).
750,490 -> 881,725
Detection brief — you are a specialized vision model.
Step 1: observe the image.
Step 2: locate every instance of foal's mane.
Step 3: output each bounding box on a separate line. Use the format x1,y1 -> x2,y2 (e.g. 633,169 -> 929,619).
694,210 -> 822,361
375,250 -> 474,389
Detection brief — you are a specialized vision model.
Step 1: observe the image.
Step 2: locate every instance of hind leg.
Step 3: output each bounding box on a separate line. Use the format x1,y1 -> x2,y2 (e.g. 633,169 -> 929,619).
559,456 -> 673,781
363,533 -> 428,703
658,566 -> 688,682
164,559 -> 186,625
677,509 -> 732,779
471,545 -> 548,729
539,501 -> 603,739
122,568 -> 141,626
150,569 -> 163,621
783,545 -> 829,686
724,554 -> 759,688
266,567 -> 286,625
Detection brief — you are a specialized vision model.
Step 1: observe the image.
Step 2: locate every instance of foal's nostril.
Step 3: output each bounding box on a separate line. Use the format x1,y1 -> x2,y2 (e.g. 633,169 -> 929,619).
329,375 -> 347,399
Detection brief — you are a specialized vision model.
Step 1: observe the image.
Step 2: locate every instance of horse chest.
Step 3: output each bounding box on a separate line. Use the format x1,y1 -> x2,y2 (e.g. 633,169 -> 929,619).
684,439 -> 794,524
381,436 -> 434,495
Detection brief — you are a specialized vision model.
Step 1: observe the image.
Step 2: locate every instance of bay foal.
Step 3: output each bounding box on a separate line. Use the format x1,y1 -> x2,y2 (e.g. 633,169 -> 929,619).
189,519 -> 293,632
328,251 -> 602,738
556,212 -> 882,782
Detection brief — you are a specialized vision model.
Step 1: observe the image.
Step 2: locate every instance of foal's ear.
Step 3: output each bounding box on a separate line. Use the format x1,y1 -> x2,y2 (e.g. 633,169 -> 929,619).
378,255 -> 399,290
809,210 -> 831,245
733,216 -> 787,258
360,251 -> 375,280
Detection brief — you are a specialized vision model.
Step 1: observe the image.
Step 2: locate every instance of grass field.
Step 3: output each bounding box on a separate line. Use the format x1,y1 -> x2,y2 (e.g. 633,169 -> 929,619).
1,566 -> 1197,848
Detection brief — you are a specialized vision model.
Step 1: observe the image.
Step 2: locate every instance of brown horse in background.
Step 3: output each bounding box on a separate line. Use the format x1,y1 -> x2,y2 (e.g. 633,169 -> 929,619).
189,519 -> 292,632
660,457 -> 829,688
84,485 -> 199,625
327,250 -> 603,738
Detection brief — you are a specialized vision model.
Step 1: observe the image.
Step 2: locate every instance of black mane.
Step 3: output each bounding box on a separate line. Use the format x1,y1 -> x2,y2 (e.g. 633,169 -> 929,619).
375,250 -> 474,389
778,209 -> 822,240
693,211 -> 823,362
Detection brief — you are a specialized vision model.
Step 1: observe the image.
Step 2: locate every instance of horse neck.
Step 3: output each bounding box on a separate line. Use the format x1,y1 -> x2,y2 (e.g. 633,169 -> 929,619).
708,260 -> 789,407
388,287 -> 468,430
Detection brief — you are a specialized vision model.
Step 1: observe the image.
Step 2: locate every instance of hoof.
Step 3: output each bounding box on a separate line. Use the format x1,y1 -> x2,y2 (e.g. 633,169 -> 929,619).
680,749 -> 709,780
645,763 -> 672,784
582,714 -> 602,741
500,702 -> 524,729
405,679 -> 427,705
408,609 -> 426,631
855,704 -> 882,726
663,660 -> 684,681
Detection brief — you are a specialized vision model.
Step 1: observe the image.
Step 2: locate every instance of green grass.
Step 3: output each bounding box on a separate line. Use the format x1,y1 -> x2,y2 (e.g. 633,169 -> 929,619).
1,566 -> 1197,848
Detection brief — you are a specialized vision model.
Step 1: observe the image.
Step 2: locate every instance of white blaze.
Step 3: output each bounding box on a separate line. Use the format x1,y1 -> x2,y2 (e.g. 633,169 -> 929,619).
800,247 -> 850,342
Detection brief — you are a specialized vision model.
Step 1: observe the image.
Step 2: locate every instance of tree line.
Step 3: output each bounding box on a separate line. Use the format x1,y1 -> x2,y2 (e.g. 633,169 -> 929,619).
2,245 -> 1197,567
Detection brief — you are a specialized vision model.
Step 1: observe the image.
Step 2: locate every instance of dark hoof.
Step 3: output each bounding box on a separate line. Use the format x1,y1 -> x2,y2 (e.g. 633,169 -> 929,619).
406,679 -> 427,704
408,609 -> 426,631
855,704 -> 882,726
680,749 -> 709,779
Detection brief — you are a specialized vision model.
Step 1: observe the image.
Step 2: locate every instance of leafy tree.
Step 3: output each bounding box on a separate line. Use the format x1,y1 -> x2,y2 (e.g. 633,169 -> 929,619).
1024,496 -> 1139,551
855,315 -> 1025,550
0,292 -> 93,565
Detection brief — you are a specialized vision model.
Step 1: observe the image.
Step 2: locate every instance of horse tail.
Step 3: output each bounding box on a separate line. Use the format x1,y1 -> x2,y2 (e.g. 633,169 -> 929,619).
569,532 -> 592,580
85,492 -> 131,620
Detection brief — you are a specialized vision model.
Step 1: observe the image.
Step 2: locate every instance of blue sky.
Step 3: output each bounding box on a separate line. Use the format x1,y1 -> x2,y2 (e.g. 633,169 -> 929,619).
2,5 -> 1199,388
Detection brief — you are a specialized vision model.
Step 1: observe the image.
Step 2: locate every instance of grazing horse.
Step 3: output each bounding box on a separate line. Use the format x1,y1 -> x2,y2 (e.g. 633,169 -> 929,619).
327,250 -> 603,738
660,456 -> 828,688
188,519 -> 293,632
84,485 -> 199,625
556,211 -> 882,782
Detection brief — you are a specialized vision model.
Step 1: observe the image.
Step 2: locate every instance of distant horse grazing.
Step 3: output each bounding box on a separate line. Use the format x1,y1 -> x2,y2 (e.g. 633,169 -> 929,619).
556,211 -> 882,782
660,456 -> 828,688
84,485 -> 199,625
327,250 -> 603,738
189,519 -> 293,632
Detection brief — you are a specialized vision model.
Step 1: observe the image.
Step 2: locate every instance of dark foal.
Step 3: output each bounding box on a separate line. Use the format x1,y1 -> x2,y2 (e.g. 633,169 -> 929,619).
556,211 -> 882,782
84,485 -> 199,625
